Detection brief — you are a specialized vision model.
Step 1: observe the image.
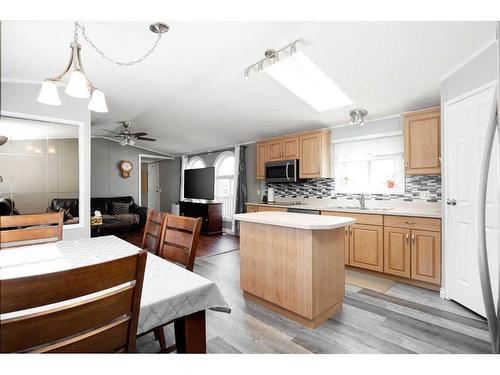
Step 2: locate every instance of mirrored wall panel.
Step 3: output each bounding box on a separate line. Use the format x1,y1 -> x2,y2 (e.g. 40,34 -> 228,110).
0,116 -> 80,224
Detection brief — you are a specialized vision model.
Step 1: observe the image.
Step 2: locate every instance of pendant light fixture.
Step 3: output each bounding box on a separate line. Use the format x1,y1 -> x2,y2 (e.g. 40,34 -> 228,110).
37,21 -> 169,113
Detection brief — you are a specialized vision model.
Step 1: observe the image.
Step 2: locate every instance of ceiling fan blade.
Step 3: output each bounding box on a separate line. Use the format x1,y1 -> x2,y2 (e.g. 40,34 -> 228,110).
136,137 -> 156,141
130,132 -> 148,137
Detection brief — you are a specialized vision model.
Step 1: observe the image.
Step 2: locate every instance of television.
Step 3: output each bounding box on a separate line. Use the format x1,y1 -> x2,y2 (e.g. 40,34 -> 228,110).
184,167 -> 215,200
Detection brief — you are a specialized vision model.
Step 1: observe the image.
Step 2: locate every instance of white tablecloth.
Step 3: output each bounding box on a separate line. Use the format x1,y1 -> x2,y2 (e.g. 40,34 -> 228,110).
0,236 -> 230,334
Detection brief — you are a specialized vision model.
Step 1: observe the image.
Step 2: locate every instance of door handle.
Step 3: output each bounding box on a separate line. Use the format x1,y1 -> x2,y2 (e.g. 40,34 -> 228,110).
286,162 -> 290,180
446,199 -> 457,206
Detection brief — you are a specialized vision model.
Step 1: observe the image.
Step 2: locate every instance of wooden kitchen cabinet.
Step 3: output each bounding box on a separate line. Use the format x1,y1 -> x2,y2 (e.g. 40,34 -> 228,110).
349,224 -> 384,272
283,137 -> 299,159
257,206 -> 288,212
299,129 -> 331,179
256,142 -> 268,180
267,140 -> 284,161
246,204 -> 258,213
403,107 -> 441,175
384,227 -> 411,278
411,229 -> 441,284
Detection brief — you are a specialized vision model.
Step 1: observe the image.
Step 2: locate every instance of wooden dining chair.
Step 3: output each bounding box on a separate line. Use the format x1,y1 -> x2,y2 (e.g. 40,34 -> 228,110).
0,250 -> 147,353
0,211 -> 64,249
141,209 -> 166,254
154,214 -> 202,352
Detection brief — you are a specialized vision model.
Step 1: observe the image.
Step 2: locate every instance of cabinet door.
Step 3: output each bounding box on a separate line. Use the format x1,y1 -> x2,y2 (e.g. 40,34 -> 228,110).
283,137 -> 299,159
384,227 -> 411,278
344,225 -> 350,265
267,140 -> 284,161
256,143 -> 268,180
246,205 -> 258,213
411,230 -> 441,284
404,108 -> 441,175
349,224 -> 384,272
299,132 -> 321,178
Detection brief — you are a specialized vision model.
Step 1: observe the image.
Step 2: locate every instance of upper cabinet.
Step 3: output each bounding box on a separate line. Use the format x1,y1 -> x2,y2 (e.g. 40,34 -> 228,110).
299,130 -> 331,179
255,130 -> 330,180
403,107 -> 441,175
256,142 -> 268,180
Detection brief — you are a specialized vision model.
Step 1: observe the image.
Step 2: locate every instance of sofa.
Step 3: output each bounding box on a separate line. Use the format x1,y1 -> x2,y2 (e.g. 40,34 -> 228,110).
49,196 -> 147,236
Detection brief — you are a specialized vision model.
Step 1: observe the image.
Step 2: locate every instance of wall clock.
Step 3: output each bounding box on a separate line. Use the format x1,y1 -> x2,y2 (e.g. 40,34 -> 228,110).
120,160 -> 133,178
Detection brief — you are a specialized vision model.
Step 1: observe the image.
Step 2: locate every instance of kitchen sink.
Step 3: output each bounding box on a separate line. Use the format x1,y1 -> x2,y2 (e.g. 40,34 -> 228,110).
325,206 -> 393,211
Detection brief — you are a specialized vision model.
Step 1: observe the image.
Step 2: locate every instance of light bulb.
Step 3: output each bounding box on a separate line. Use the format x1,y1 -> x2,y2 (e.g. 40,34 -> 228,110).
65,70 -> 90,98
37,80 -> 61,106
128,138 -> 135,146
88,89 -> 108,113
119,138 -> 128,146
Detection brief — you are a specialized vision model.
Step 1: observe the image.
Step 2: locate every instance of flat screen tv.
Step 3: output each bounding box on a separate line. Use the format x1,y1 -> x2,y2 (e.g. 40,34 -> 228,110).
184,167 -> 215,200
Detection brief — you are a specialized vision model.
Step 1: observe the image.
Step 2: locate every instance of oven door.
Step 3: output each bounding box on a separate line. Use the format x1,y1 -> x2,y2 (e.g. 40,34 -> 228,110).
265,160 -> 298,183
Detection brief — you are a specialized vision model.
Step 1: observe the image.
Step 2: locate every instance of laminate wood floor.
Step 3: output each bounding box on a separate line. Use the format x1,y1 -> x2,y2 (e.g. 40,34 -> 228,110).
136,250 -> 492,354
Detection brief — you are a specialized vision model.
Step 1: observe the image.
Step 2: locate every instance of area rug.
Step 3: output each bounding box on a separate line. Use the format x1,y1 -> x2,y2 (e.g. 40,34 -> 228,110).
345,269 -> 396,293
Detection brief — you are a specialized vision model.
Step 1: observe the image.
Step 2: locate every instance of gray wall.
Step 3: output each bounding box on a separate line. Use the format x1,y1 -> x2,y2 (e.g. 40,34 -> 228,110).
1,81 -> 91,240
245,143 -> 262,203
159,158 -> 181,212
91,138 -> 166,203
441,42 -> 498,102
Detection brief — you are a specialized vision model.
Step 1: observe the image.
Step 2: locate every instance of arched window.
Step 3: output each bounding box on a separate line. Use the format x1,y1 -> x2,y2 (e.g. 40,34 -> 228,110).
186,156 -> 206,169
214,151 -> 235,220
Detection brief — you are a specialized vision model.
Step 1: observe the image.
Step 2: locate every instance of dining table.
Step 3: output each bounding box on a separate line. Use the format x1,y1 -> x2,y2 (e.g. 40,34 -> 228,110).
0,235 -> 230,353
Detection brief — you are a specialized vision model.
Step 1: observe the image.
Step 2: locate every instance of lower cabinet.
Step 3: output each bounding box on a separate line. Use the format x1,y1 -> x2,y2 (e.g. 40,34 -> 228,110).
257,206 -> 288,213
411,229 -> 441,284
349,224 -> 384,272
384,227 -> 411,278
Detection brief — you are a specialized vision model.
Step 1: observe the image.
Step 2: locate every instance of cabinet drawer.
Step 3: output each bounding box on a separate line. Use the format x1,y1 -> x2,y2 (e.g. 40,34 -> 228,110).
257,206 -> 288,212
383,215 -> 441,231
321,211 -> 383,226
246,204 -> 258,213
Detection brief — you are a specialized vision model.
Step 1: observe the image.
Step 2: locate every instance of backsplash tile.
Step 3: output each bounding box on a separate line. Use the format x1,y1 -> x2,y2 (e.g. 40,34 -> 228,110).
265,175 -> 441,202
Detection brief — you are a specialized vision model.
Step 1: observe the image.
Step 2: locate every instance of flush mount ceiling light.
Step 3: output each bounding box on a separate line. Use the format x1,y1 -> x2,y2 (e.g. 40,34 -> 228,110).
37,21 -> 169,113
244,40 -> 352,112
350,108 -> 368,126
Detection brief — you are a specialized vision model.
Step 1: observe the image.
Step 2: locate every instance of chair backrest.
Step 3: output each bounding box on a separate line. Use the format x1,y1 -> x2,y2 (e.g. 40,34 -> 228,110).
0,250 -> 147,353
141,209 -> 166,254
158,214 -> 202,271
0,212 -> 64,249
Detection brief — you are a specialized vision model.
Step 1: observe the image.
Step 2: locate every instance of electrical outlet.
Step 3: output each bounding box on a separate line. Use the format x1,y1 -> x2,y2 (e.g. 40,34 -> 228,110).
419,191 -> 430,200
256,189 -> 261,196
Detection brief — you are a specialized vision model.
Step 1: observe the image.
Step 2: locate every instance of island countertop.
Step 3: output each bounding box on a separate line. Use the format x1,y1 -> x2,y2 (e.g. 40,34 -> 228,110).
234,211 -> 356,230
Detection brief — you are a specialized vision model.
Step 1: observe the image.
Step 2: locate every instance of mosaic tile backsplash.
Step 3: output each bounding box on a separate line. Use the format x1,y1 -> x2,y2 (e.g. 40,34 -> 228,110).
265,175 -> 442,202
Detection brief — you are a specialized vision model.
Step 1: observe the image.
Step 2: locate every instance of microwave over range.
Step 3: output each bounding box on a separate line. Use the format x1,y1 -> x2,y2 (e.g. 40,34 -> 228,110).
265,159 -> 299,183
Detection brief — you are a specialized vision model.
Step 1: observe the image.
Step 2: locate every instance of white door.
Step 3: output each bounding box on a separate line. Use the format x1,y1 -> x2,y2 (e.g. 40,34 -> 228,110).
147,162 -> 160,211
444,83 -> 500,316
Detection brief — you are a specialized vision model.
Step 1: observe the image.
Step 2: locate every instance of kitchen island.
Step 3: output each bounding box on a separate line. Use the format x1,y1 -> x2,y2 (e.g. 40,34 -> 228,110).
234,211 -> 356,328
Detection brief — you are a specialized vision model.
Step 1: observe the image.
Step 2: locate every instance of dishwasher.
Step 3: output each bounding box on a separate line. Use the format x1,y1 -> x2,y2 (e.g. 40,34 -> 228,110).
287,208 -> 320,215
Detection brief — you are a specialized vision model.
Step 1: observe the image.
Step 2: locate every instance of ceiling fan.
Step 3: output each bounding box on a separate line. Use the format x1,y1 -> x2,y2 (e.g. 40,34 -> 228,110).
102,121 -> 156,146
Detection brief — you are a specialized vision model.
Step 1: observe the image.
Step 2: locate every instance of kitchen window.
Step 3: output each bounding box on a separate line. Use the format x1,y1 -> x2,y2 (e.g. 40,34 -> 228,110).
333,133 -> 404,194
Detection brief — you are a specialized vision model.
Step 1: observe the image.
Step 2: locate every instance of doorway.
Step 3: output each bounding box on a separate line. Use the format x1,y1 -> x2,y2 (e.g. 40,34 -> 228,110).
139,154 -> 171,210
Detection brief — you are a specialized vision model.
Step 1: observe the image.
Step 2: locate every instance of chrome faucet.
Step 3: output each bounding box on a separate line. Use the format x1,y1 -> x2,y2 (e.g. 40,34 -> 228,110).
357,194 -> 366,209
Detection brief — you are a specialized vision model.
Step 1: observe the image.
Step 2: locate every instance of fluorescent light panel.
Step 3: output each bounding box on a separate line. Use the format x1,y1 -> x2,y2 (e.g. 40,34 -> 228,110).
264,51 -> 352,112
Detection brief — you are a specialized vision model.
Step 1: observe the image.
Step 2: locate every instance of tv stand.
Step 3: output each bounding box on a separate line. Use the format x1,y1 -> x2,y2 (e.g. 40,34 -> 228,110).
179,200 -> 223,235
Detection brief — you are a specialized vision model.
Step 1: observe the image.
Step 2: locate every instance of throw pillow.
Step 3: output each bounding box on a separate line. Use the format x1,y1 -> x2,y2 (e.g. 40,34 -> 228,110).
111,202 -> 130,215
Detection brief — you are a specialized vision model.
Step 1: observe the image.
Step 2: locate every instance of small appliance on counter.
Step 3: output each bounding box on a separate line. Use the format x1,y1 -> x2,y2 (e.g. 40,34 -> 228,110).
261,194 -> 268,203
267,187 -> 275,203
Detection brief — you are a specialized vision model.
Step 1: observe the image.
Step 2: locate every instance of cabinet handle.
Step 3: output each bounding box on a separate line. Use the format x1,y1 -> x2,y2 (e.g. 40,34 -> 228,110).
412,234 -> 416,244
405,221 -> 415,225
405,161 -> 408,169
406,233 -> 409,243
350,226 -> 353,237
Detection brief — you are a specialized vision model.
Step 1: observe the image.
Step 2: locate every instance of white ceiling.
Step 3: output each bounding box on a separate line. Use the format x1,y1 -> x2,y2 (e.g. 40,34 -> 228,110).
1,21 -> 496,155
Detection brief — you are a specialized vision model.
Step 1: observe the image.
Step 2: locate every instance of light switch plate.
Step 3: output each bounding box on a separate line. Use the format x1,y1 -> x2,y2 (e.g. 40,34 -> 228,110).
419,191 -> 430,200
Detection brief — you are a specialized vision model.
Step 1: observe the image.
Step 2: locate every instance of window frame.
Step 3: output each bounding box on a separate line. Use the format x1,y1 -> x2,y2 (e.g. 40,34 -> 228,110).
186,156 -> 206,170
214,151 -> 236,220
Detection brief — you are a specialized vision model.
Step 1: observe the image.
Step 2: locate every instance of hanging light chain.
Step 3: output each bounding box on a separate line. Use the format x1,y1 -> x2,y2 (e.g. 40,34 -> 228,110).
75,21 -> 162,66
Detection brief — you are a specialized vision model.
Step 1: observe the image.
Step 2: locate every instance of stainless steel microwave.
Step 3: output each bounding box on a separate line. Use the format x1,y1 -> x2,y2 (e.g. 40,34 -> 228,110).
265,159 -> 299,183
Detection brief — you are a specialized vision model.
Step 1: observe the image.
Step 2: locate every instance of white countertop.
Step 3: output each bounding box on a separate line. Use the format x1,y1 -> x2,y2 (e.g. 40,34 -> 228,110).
234,211 -> 356,230
246,201 -> 442,218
